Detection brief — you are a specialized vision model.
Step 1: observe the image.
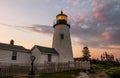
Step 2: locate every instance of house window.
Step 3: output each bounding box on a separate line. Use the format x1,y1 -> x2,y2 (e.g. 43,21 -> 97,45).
60,34 -> 64,39
48,54 -> 52,62
12,51 -> 17,60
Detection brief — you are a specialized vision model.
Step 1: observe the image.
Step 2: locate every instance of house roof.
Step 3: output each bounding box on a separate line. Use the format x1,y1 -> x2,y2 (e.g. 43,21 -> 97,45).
0,43 -> 30,53
35,45 -> 59,55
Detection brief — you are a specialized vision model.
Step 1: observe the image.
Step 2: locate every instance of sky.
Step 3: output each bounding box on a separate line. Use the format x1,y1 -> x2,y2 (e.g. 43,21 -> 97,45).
0,0 -> 120,59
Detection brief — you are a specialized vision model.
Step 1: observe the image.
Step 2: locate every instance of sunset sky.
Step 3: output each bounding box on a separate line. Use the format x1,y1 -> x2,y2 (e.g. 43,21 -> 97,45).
0,0 -> 120,59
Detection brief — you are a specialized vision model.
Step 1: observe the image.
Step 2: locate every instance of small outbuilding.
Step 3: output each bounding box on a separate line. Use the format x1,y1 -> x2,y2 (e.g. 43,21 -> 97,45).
31,45 -> 59,64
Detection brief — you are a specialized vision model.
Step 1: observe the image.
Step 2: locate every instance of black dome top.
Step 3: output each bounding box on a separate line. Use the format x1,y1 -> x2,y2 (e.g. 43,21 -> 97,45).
56,11 -> 67,17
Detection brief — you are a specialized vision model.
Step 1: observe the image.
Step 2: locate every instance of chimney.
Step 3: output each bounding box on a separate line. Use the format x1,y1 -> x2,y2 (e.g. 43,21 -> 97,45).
10,40 -> 14,45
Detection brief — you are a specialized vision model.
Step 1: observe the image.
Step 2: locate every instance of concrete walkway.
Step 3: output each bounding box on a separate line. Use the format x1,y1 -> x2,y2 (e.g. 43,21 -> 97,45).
76,72 -> 89,78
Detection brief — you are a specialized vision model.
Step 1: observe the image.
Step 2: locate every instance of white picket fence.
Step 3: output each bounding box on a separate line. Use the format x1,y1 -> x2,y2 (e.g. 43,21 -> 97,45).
0,61 -> 90,76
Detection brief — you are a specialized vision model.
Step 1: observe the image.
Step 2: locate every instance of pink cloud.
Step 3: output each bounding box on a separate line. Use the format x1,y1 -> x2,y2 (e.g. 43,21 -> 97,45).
73,0 -> 79,6
91,0 -> 99,7
91,1 -> 110,21
76,14 -> 86,23
92,9 -> 103,20
102,32 -> 112,41
91,0 -> 118,26
69,13 -> 86,26
98,3 -> 108,10
92,0 -> 109,8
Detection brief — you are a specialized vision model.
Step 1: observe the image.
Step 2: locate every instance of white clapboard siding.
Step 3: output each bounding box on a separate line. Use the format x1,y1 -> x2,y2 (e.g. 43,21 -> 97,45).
0,49 -> 30,64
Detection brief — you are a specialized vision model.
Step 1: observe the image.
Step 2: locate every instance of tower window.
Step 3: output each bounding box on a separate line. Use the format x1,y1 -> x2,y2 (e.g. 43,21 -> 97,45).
60,34 -> 64,39
48,54 -> 52,62
12,51 -> 17,60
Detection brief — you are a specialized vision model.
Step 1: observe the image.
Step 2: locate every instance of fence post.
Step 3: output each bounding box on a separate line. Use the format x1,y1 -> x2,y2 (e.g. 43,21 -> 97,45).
55,62 -> 57,72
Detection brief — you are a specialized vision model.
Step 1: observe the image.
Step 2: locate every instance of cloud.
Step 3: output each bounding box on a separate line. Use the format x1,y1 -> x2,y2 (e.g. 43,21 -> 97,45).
91,0 -> 98,6
21,0 -> 120,50
0,22 -> 16,27
68,0 -> 120,49
100,46 -> 120,50
40,0 -> 51,3
1,0 -> 120,50
21,24 -> 53,35
73,0 -> 79,5
0,22 -> 53,35
102,32 -> 112,41
62,0 -> 80,6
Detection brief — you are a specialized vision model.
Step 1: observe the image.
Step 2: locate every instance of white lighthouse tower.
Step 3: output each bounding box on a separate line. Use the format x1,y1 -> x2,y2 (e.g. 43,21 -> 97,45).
52,11 -> 73,62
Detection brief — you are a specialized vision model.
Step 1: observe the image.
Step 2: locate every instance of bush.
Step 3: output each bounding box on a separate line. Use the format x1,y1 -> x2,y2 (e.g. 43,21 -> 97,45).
106,67 -> 120,78
89,64 -> 103,73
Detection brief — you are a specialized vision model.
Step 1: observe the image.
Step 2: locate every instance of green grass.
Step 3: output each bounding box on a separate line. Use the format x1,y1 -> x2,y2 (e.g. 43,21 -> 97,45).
0,76 -> 13,78
42,70 -> 80,78
0,70 -> 80,78
106,67 -> 120,78
89,64 -> 120,78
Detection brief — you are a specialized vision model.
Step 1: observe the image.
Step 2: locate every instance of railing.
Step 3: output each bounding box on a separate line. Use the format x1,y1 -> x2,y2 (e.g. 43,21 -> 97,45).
53,19 -> 71,25
0,61 -> 90,76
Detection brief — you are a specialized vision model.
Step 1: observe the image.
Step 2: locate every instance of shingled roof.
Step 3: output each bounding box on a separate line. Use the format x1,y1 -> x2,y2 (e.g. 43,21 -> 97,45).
0,43 -> 30,53
34,45 -> 58,55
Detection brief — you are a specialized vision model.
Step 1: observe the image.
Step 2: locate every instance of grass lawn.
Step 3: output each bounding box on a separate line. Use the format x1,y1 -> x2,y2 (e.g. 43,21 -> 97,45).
90,64 -> 120,78
0,76 -> 13,78
41,70 -> 80,78
106,67 -> 120,78
0,70 -> 80,78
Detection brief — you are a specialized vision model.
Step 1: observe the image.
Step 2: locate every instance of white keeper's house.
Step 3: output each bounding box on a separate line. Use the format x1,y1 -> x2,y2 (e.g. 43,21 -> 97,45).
0,11 -> 73,65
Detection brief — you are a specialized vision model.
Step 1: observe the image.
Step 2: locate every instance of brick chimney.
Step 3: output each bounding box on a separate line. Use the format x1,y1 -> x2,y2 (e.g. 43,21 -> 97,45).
10,40 -> 14,45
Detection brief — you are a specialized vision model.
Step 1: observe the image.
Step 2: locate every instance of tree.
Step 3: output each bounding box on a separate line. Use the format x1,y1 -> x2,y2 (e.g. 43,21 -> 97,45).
82,46 -> 91,61
101,52 -> 114,62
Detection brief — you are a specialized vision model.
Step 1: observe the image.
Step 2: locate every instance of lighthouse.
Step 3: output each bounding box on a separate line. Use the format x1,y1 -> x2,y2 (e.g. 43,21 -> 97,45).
52,11 -> 73,62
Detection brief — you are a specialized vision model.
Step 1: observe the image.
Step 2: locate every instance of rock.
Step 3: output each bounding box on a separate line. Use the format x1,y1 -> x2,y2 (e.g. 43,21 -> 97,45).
76,72 -> 89,78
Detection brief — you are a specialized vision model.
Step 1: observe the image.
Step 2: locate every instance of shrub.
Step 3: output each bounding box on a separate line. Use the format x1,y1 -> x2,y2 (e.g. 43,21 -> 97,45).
106,67 -> 120,78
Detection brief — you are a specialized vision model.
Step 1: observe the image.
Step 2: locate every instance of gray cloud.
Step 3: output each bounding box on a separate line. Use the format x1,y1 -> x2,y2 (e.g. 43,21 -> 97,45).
69,0 -> 120,49
23,24 -> 53,34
